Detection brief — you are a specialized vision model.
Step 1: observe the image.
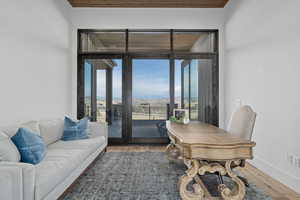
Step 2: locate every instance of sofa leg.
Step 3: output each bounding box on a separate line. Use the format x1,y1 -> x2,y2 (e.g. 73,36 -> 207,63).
104,147 -> 107,152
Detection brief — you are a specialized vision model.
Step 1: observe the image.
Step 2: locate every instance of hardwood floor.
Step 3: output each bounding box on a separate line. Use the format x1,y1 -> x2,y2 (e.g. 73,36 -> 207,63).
107,145 -> 300,200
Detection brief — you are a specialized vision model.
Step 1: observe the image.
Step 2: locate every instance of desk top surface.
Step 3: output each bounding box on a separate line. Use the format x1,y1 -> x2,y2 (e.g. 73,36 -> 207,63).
166,121 -> 255,147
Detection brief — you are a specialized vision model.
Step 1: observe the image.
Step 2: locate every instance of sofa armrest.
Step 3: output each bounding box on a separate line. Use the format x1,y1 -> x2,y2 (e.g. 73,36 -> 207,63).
88,122 -> 108,141
0,162 -> 35,200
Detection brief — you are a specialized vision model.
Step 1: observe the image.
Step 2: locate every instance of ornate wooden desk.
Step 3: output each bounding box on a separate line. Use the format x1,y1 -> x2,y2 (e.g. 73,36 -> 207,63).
166,121 -> 256,200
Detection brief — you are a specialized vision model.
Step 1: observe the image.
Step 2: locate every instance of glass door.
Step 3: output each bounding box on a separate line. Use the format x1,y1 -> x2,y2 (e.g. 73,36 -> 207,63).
130,59 -> 170,143
83,58 -> 124,141
175,58 -> 218,125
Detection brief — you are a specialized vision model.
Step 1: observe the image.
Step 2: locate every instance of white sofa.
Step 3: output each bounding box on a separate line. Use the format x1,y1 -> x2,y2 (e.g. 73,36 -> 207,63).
0,119 -> 108,200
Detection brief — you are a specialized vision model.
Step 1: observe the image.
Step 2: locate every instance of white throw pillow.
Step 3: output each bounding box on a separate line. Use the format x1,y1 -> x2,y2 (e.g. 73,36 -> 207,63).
0,132 -> 20,162
1,121 -> 41,137
39,119 -> 64,146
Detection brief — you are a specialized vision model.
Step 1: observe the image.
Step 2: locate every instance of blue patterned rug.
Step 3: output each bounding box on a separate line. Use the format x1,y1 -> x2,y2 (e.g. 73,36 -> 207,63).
62,152 -> 272,200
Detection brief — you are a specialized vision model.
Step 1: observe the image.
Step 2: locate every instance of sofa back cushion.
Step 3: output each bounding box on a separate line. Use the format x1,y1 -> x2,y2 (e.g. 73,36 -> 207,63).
11,128 -> 46,164
39,119 -> 64,146
0,121 -> 41,138
0,131 -> 20,162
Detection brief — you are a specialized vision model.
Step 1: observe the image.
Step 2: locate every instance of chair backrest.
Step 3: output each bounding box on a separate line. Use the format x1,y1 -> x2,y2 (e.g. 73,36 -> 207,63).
228,105 -> 257,140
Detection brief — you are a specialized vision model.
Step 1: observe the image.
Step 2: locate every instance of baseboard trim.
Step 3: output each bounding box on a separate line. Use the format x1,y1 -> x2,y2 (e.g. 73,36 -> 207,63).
249,155 -> 300,194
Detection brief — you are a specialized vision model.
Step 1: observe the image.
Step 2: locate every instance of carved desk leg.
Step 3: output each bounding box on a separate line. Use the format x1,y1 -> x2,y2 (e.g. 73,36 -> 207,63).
218,160 -> 246,200
178,160 -> 205,200
166,142 -> 181,160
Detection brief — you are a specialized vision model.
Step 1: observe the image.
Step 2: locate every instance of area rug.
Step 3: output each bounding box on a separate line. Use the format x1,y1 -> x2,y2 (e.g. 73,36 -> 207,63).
62,152 -> 272,200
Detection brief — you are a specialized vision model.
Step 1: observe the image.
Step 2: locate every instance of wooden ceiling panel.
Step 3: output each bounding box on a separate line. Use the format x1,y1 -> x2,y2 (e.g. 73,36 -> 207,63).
67,0 -> 229,8
82,31 -> 211,52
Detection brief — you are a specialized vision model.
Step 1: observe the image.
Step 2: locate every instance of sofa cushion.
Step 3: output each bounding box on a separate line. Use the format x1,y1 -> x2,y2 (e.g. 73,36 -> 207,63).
35,148 -> 88,200
0,132 -> 20,162
0,121 -> 41,138
34,136 -> 105,200
62,117 -> 89,141
11,128 -> 46,164
48,136 -> 105,155
39,119 -> 64,146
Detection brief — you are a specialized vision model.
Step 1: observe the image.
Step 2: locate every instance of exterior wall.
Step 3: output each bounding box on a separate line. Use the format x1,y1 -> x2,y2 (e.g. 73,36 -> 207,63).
0,0 -> 73,125
224,0 -> 300,193
70,8 -> 226,127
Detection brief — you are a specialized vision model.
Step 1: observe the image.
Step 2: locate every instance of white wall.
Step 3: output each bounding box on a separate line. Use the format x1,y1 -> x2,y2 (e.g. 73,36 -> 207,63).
71,8 -> 226,127
0,0 -> 73,125
1,0 -> 298,193
224,0 -> 300,193
72,8 -> 224,29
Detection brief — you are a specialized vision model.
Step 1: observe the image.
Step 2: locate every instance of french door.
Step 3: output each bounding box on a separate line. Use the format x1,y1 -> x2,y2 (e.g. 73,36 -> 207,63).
82,56 -> 171,144
80,55 -> 218,144
82,57 -> 126,143
128,58 -> 171,143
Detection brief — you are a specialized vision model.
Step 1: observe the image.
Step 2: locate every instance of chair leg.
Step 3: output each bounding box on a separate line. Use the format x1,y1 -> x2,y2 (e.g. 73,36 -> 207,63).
217,173 -> 224,184
217,174 -> 249,188
238,176 -> 250,187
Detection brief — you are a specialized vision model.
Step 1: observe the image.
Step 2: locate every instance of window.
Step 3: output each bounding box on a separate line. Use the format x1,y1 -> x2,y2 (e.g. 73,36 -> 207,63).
84,62 -> 92,118
128,31 -> 170,52
174,32 -> 215,53
178,58 -> 214,122
80,31 -> 126,52
78,29 -> 219,144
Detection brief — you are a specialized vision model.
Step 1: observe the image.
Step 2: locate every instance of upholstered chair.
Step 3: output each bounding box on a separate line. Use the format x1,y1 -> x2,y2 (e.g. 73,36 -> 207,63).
220,105 -> 257,187
228,105 -> 257,140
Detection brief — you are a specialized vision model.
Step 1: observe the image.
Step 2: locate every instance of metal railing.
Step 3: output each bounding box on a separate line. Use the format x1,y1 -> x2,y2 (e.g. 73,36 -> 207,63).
85,103 -> 170,121
132,104 -> 167,120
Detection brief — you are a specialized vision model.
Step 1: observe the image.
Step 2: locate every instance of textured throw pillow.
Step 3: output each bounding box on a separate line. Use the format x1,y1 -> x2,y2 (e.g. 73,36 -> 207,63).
62,117 -> 89,141
11,128 -> 46,164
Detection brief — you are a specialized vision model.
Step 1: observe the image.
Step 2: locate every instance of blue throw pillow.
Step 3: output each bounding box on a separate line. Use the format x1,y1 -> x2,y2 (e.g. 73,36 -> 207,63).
11,128 -> 46,165
62,117 -> 89,141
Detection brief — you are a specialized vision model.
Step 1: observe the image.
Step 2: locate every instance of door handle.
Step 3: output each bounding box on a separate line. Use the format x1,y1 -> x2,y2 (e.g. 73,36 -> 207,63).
106,109 -> 112,125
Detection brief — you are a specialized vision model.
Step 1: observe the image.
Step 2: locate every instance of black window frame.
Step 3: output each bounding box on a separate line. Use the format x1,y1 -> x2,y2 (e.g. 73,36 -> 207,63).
77,29 -> 219,145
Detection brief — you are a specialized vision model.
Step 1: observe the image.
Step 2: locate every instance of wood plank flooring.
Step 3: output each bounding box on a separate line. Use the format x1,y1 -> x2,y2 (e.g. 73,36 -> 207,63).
107,145 -> 300,200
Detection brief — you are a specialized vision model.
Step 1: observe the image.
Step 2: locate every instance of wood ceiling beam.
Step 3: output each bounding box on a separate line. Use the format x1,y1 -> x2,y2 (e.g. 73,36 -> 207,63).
67,0 -> 229,8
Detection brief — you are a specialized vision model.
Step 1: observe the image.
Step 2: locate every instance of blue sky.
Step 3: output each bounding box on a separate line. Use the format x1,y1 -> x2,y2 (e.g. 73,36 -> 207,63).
85,59 -> 185,99
133,59 -> 169,99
